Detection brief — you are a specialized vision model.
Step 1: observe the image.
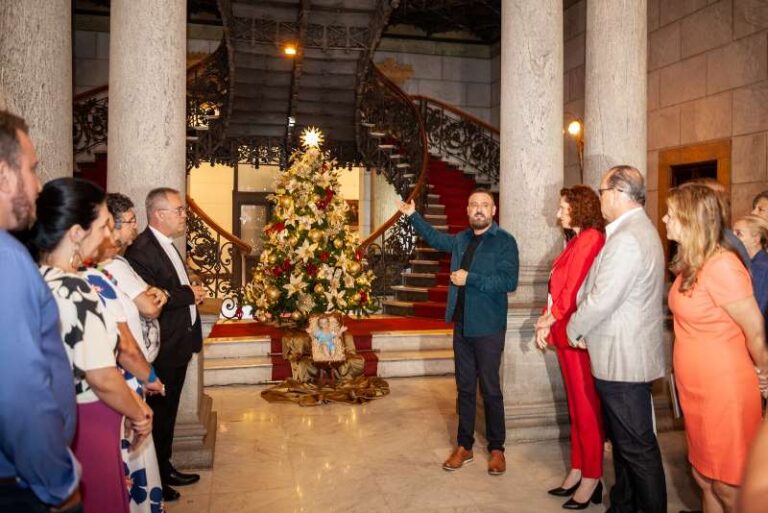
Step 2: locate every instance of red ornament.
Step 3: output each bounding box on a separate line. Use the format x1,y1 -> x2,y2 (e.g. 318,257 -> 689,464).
319,251 -> 330,262
306,263 -> 318,276
271,266 -> 284,276
354,250 -> 363,262
360,291 -> 368,303
281,258 -> 292,271
266,221 -> 285,234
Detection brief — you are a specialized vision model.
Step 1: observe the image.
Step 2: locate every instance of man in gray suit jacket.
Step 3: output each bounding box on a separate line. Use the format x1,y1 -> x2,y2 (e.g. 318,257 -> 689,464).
567,166 -> 667,513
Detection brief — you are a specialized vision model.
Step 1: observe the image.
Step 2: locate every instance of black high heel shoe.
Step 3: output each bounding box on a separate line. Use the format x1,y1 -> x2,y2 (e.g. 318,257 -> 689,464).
562,481 -> 602,510
547,480 -> 581,497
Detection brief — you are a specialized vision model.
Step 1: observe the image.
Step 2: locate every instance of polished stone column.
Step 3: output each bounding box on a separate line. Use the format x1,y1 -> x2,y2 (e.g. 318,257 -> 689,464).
0,0 -> 72,182
584,0 -> 647,186
107,0 -> 187,225
108,0 -> 216,468
499,0 -> 568,441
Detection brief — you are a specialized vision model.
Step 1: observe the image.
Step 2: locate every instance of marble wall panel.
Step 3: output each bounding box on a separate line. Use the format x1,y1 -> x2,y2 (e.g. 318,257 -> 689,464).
732,132 -> 768,183
660,0 -> 708,27
564,0 -> 587,39
376,51 -> 443,81
648,69 -> 661,111
706,32 -> 768,94
645,189 -> 660,228
648,105 -> 682,149
466,82 -> 492,107
417,79 -> 465,106
75,31 -> 97,59
734,0 -> 768,39
679,91 -> 732,144
680,0 -> 733,57
441,55 -> 490,81
96,31 -> 110,59
564,32 -> 586,71
649,22 -> 682,70
648,150 -> 660,189
733,80 -> 768,135
648,0 -> 661,32
659,54 -> 707,106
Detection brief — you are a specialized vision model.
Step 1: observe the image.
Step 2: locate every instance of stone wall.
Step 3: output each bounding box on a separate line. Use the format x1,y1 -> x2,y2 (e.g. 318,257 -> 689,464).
374,45 -> 495,125
74,29 -> 220,95
647,0 -> 768,223
564,0 -> 587,187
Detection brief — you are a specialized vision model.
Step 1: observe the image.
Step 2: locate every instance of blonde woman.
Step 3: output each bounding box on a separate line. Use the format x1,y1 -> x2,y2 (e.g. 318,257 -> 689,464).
664,185 -> 768,513
733,214 -> 768,318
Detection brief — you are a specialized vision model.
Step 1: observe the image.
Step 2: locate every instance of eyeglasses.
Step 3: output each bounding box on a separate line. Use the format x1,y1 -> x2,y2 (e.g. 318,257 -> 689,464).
598,187 -> 626,197
120,216 -> 138,225
158,206 -> 187,216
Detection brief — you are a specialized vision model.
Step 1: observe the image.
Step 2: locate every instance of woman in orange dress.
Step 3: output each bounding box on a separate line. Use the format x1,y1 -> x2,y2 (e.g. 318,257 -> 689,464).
664,184 -> 768,513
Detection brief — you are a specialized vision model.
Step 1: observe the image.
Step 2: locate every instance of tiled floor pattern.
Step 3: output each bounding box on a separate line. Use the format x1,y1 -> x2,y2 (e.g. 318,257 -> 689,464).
167,377 -> 699,513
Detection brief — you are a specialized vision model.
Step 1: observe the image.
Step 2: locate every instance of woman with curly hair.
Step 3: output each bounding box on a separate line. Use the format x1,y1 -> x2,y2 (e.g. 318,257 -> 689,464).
535,185 -> 605,509
665,184 -> 768,513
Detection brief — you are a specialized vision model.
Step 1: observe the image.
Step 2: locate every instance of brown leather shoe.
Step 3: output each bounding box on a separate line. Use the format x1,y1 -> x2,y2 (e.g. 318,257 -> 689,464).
487,450 -> 506,475
442,446 -> 474,471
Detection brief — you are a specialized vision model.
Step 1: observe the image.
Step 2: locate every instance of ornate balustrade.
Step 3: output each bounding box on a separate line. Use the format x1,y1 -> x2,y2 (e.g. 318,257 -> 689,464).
357,65 -> 429,301
186,195 -> 252,310
412,95 -> 499,185
73,86 -> 109,157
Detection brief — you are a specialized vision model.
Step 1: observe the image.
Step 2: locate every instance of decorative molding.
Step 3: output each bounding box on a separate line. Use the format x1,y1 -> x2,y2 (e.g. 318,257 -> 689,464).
375,57 -> 414,86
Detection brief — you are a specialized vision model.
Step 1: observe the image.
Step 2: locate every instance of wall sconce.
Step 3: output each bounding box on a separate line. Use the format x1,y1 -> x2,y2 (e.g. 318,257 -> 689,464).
565,115 -> 584,183
283,43 -> 298,57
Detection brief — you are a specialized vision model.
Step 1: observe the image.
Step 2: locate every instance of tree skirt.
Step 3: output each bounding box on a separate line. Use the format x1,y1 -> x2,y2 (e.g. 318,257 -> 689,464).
261,376 -> 390,406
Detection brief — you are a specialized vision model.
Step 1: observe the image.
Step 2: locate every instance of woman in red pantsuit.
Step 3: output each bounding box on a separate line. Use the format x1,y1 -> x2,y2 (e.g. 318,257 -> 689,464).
536,186 -> 605,510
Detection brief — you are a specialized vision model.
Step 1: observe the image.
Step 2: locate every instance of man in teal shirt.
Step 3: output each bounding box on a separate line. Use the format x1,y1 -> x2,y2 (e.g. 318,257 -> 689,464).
398,189 -> 518,475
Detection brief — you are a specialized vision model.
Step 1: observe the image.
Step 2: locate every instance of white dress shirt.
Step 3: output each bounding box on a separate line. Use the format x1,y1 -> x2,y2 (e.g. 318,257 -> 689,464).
150,226 -> 197,324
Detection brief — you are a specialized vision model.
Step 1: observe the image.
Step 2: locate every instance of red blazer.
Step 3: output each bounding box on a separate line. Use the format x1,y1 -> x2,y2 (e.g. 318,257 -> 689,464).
547,228 -> 605,349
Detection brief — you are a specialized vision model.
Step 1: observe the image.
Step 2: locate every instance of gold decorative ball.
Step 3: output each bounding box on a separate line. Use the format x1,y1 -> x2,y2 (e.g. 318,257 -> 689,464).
267,253 -> 277,265
267,287 -> 281,301
309,229 -> 323,243
348,295 -> 359,306
291,311 -> 302,321
348,261 -> 361,275
312,194 -> 321,203
288,235 -> 299,246
333,238 -> 344,249
313,283 -> 325,294
279,196 -> 294,209
355,276 -> 367,286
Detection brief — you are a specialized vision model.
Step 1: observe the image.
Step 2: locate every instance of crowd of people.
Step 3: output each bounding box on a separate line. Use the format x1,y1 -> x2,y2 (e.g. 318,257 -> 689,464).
0,109 -> 205,513
5,95 -> 768,513
401,165 -> 768,513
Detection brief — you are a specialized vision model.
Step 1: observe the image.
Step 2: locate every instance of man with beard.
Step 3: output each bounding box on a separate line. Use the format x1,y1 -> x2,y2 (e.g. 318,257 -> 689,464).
398,189 -> 519,475
0,110 -> 82,512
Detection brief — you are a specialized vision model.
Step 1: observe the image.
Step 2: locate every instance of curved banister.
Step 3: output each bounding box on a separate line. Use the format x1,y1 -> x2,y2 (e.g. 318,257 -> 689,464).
186,195 -> 252,254
411,94 -> 500,135
359,65 -> 429,249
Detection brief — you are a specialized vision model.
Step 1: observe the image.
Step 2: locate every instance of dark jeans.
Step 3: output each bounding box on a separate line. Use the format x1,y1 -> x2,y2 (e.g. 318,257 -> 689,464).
147,362 -> 189,482
0,483 -> 82,513
453,327 -> 505,452
594,378 -> 667,513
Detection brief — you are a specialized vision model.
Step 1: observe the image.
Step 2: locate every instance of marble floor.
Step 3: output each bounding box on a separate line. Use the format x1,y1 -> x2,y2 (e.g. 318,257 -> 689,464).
167,377 -> 699,513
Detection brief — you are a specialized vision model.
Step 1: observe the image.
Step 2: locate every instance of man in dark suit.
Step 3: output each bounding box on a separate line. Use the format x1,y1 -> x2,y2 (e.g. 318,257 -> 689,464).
125,187 -> 205,502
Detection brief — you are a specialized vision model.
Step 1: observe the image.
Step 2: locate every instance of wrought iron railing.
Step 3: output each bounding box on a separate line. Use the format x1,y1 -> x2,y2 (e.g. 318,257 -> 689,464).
72,43 -> 230,169
186,44 -> 231,171
73,85 -> 109,157
412,94 -> 500,185
186,196 -> 252,308
357,65 -> 429,300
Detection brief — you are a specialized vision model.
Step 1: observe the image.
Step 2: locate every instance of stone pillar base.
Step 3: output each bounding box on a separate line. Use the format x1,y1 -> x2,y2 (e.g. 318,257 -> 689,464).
171,314 -> 219,469
172,392 -> 217,469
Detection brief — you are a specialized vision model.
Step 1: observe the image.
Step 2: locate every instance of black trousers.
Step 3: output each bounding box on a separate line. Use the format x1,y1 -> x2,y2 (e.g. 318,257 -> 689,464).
453,327 -> 506,452
594,378 -> 667,513
0,483 -> 82,513
147,362 -> 189,482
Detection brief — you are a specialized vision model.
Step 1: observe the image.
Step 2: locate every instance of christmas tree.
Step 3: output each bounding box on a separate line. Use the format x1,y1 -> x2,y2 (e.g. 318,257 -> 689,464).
245,136 -> 376,325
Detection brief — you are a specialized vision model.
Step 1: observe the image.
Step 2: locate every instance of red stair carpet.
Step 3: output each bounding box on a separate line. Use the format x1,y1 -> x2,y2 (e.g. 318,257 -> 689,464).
411,157 -> 499,319
208,316 -> 453,380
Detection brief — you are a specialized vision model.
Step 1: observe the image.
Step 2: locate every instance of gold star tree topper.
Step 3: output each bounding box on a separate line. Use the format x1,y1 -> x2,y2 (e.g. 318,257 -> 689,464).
300,126 -> 324,149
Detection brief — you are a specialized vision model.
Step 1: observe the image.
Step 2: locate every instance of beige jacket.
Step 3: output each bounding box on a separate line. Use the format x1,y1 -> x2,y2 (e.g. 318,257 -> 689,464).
566,208 -> 667,383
